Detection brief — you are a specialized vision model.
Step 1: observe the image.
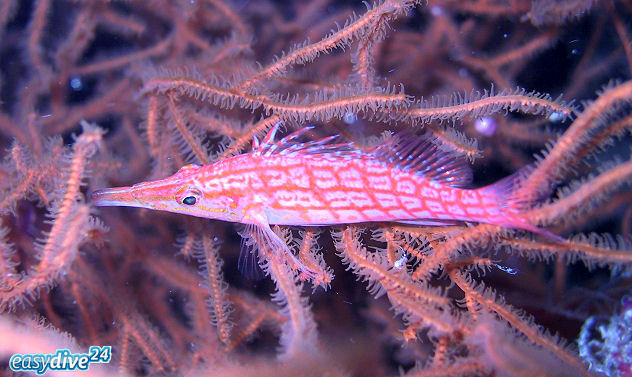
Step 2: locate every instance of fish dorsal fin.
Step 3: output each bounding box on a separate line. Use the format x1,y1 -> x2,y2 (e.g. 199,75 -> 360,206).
253,122 -> 361,159
372,131 -> 472,188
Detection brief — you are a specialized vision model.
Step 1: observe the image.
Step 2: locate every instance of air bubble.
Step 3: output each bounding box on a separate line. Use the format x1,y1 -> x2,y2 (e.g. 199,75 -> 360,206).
475,117 -> 497,137
70,76 -> 83,91
344,112 -> 357,124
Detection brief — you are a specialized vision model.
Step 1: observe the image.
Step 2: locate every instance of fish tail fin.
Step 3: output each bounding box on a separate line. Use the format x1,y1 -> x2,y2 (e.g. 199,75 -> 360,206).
504,217 -> 567,243
479,165 -> 565,243
479,165 -> 538,212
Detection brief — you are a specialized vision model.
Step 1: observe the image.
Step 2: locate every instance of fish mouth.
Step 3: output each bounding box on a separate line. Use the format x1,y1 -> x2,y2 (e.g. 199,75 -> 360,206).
91,186 -> 139,207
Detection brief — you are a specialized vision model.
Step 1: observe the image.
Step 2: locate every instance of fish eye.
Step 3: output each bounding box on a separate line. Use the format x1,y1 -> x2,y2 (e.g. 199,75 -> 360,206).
176,188 -> 202,206
182,196 -> 197,205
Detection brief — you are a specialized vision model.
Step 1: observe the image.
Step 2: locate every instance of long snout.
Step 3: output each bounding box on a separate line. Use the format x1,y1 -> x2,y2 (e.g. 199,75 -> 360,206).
91,186 -> 138,207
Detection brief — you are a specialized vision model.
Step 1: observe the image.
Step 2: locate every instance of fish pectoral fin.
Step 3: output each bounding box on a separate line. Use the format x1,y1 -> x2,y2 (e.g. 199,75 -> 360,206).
240,208 -> 318,280
237,224 -> 266,280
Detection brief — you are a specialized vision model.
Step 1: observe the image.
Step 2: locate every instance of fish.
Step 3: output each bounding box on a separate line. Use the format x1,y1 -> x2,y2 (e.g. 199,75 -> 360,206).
91,123 -> 560,278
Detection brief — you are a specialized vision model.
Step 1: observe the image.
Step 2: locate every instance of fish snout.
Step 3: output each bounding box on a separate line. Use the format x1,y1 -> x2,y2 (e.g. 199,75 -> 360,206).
91,186 -> 137,207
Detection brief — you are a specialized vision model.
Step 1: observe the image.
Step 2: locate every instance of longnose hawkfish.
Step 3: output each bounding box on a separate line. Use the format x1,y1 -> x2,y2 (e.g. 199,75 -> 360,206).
92,124 -> 560,278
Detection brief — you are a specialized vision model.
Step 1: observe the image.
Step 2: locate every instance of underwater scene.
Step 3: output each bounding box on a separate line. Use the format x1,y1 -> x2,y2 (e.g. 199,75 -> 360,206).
0,1 -> 631,376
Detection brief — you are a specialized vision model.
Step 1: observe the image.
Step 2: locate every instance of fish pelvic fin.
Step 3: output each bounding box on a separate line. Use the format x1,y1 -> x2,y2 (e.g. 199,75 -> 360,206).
238,207 -> 320,280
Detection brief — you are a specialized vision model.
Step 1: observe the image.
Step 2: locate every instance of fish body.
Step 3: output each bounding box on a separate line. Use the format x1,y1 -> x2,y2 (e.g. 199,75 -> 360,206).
92,126 -> 553,277
93,128 -> 530,229
177,153 -> 510,228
